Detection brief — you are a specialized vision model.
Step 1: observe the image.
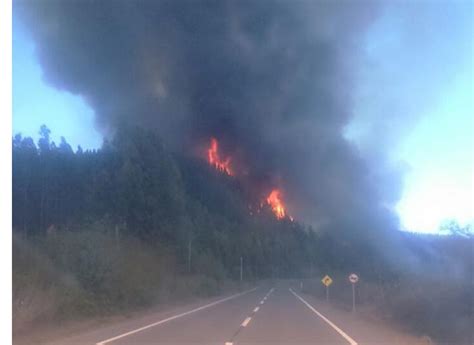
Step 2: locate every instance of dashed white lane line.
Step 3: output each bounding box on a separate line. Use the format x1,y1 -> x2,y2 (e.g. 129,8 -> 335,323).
241,316 -> 252,327
225,287 -> 273,345
289,288 -> 358,345
95,287 -> 257,345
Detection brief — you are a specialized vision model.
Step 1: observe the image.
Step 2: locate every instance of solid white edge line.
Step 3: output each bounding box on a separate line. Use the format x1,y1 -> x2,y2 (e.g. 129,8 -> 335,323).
253,306 -> 259,313
95,287 -> 257,345
289,288 -> 358,345
241,316 -> 252,327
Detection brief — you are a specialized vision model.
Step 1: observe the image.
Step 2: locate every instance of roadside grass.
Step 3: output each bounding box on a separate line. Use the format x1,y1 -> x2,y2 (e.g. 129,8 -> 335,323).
12,230 -> 237,335
300,273 -> 472,344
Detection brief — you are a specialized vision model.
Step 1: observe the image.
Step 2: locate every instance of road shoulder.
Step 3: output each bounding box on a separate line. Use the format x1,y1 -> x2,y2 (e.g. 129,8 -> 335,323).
13,286 -> 258,345
296,289 -> 433,345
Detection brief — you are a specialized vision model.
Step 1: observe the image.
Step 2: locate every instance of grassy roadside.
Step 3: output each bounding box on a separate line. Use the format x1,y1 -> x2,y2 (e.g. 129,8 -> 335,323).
299,274 -> 472,345
13,283 -> 255,345
13,230 -> 250,337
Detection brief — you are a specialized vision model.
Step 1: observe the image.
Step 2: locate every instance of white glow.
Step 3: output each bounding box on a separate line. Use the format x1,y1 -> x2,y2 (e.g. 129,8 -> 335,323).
397,172 -> 473,233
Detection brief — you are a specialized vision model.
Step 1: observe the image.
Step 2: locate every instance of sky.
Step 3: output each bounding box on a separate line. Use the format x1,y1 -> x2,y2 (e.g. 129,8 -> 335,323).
12,3 -> 473,234
345,2 -> 473,233
12,18 -> 102,150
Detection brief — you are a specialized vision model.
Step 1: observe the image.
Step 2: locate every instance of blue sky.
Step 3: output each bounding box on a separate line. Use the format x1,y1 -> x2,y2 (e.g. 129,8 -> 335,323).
12,5 -> 473,234
13,18 -> 101,150
345,2 -> 473,233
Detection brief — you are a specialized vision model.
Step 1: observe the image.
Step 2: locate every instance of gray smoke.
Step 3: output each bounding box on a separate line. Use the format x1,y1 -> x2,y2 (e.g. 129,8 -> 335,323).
15,0 -> 400,237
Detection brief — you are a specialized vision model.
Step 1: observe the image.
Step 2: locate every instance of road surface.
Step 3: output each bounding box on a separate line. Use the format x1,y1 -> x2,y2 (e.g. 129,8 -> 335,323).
34,281 -> 426,345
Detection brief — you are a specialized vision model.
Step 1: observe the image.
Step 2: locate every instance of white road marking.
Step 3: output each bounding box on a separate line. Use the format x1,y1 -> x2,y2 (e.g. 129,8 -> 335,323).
95,287 -> 257,345
241,316 -> 252,327
289,288 -> 358,345
225,287 -> 272,345
261,287 -> 272,304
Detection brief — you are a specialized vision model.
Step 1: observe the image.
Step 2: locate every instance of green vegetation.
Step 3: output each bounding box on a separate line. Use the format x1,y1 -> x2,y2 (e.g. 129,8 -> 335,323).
12,126 -> 473,344
13,230 -> 236,333
12,125 -> 324,332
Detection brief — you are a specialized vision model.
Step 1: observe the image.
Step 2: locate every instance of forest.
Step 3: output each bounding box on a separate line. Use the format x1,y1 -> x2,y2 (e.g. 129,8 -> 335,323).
12,125 -> 472,344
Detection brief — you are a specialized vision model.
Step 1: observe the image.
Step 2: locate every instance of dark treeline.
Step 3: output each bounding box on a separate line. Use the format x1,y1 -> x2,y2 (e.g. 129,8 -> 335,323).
13,125 -> 361,280
12,126 -> 473,343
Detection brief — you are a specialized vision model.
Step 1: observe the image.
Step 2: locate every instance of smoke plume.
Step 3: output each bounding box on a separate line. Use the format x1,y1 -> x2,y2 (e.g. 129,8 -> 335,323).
15,0 -> 401,237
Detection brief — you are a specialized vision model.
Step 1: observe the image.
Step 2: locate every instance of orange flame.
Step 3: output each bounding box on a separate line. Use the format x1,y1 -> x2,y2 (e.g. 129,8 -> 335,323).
266,189 -> 287,220
208,137 -> 233,175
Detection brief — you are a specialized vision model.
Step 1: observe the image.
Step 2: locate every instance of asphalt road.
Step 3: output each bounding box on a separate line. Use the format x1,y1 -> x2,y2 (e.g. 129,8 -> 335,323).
45,281 -> 425,345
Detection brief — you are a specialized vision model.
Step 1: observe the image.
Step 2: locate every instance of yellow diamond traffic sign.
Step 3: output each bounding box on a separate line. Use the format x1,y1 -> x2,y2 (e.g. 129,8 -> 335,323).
322,275 -> 333,287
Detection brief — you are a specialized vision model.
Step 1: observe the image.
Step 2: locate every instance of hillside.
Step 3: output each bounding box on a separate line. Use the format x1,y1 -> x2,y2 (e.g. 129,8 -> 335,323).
12,126 -> 473,344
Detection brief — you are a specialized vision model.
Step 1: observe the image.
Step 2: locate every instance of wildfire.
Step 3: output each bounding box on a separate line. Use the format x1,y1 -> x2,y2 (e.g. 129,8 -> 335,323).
205,138 -> 294,221
208,137 -> 233,176
266,189 -> 288,220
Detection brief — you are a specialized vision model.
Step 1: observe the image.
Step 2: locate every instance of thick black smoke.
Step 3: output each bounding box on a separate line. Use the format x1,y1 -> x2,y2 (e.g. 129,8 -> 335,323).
15,0 -> 400,238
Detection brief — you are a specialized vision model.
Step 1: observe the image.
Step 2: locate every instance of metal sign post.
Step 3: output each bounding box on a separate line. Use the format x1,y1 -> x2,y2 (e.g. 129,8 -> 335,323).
351,283 -> 355,312
240,256 -> 243,282
187,238 -> 192,273
348,273 -> 359,313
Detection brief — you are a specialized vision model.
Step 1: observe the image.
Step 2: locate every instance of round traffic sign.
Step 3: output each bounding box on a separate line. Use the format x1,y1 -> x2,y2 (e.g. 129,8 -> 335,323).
349,273 -> 359,284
